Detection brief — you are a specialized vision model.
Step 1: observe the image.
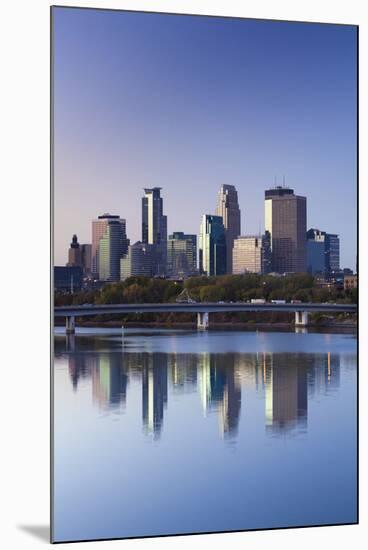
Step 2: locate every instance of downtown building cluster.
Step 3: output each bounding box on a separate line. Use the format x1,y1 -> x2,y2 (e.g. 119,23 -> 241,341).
56,184 -> 348,291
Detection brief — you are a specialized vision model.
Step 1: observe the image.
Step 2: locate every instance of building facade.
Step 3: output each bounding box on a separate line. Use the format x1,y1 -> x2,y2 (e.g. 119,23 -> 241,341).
325,233 -> 340,274
306,229 -> 326,275
232,233 -> 271,275
216,184 -> 241,274
265,186 -> 307,273
80,244 -> 92,276
92,214 -> 129,281
67,234 -> 82,267
199,215 -> 226,276
142,187 -> 167,276
167,232 -> 197,278
344,274 -> 357,290
54,266 -> 83,293
306,228 -> 340,276
120,241 -> 154,280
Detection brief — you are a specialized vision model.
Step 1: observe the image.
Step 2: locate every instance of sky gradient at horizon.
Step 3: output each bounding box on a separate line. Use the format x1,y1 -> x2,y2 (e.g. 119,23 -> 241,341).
53,7 -> 357,269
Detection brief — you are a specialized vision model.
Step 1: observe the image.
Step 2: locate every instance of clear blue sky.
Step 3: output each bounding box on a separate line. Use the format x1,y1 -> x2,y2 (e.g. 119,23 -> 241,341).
53,7 -> 357,269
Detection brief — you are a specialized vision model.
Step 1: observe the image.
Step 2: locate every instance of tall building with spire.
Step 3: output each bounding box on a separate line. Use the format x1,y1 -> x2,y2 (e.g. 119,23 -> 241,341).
67,234 -> 82,267
216,185 -> 241,274
67,234 -> 92,276
142,187 -> 167,275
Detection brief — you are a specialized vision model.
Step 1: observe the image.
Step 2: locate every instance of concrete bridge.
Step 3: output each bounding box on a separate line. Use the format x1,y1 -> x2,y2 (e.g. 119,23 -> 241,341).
54,302 -> 357,333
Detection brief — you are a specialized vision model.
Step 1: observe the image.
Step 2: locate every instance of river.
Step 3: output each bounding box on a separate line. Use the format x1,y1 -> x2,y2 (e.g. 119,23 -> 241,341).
52,327 -> 357,542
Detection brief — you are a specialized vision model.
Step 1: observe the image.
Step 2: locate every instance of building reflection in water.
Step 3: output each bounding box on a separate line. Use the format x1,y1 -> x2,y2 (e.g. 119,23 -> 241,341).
60,338 -> 341,441
264,353 -> 308,434
263,352 -> 341,434
67,354 -> 92,391
141,353 -> 168,439
169,354 -> 197,394
92,354 -> 128,410
198,353 -> 241,439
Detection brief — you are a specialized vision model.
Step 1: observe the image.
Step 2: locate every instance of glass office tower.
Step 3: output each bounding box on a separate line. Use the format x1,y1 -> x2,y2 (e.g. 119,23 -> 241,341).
92,214 -> 129,281
199,215 -> 226,276
167,232 -> 197,278
142,187 -> 167,276
307,228 -> 340,276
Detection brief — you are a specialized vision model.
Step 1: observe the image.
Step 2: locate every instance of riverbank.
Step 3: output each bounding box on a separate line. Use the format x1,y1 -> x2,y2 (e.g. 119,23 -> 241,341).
54,318 -> 357,331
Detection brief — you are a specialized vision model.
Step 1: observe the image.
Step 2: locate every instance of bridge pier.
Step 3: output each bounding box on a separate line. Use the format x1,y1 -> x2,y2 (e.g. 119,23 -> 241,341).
66,315 -> 75,335
295,311 -> 309,327
65,333 -> 75,352
197,312 -> 209,330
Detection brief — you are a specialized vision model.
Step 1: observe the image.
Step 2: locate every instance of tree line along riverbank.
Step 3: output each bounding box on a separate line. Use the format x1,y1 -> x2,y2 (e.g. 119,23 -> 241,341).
54,273 -> 357,327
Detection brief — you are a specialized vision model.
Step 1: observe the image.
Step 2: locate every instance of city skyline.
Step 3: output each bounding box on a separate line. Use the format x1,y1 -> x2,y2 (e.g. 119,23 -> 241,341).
53,8 -> 357,269
58,183 -> 350,279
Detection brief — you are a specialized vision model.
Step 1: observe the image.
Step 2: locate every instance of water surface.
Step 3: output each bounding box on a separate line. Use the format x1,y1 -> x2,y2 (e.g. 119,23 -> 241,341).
53,328 -> 357,542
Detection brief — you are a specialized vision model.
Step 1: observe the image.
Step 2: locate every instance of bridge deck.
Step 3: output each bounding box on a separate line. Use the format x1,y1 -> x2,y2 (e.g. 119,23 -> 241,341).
54,302 -> 357,317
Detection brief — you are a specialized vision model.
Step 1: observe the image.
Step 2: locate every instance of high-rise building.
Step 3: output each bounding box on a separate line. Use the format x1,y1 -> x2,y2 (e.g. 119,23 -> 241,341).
80,244 -> 92,276
306,228 -> 325,275
67,235 -> 92,276
120,241 -> 154,280
67,234 -> 82,267
199,215 -> 226,276
265,186 -> 307,273
92,214 -> 129,281
216,185 -> 241,274
325,233 -> 340,274
142,187 -> 167,276
232,233 -> 271,275
167,232 -> 197,278
306,228 -> 340,276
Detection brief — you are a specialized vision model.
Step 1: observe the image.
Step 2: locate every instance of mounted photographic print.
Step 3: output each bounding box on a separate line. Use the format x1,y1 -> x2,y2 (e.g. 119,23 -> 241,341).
51,5 -> 358,543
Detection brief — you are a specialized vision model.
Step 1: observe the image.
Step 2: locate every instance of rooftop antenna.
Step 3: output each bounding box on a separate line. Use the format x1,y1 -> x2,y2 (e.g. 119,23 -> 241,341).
274,175 -> 277,187
283,175 -> 286,187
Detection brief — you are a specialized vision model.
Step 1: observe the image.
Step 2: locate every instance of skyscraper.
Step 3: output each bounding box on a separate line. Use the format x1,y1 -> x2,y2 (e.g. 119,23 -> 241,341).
120,241 -> 155,280
232,233 -> 271,275
325,233 -> 340,274
265,186 -> 307,273
142,187 -> 167,275
216,185 -> 241,274
306,228 -> 326,275
80,244 -> 92,276
199,215 -> 226,276
92,214 -> 129,281
167,232 -> 197,278
306,228 -> 340,276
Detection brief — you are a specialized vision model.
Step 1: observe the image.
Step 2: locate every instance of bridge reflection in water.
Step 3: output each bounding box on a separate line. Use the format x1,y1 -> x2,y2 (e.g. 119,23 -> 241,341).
56,336 -> 342,441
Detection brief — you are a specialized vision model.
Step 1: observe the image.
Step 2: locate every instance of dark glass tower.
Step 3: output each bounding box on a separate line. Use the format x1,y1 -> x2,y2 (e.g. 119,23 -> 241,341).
142,187 -> 167,275
307,228 -> 340,276
199,215 -> 226,276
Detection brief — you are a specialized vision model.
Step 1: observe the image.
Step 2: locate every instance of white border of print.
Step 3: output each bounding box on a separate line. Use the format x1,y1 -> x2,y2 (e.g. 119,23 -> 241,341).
1,1 -> 365,549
